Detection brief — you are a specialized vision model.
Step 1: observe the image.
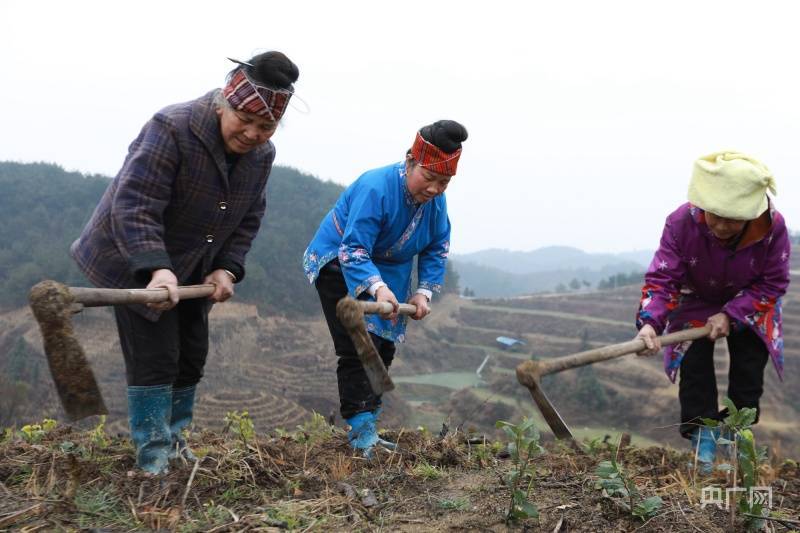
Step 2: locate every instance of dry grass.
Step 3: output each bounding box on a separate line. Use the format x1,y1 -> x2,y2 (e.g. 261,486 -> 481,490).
1,421 -> 798,532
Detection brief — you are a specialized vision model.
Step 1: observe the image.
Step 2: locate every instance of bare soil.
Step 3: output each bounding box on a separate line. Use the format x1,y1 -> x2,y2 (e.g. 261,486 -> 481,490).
1,424 -> 798,532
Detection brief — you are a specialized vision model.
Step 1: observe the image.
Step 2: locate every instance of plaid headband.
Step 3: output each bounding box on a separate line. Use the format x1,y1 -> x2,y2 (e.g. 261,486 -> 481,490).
222,68 -> 292,121
410,131 -> 462,176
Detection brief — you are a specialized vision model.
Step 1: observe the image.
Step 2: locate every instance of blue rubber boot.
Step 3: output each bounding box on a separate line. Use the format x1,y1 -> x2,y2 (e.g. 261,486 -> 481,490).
127,384 -> 172,475
169,385 -> 198,462
690,426 -> 718,474
346,409 -> 397,457
346,411 -> 379,457
372,407 -> 397,451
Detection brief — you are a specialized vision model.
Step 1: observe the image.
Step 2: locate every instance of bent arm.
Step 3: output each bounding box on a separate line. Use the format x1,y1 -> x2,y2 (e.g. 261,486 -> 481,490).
110,115 -> 180,283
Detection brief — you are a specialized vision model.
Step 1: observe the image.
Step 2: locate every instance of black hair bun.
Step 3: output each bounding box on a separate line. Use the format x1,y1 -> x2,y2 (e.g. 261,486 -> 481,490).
247,51 -> 299,90
420,120 -> 468,154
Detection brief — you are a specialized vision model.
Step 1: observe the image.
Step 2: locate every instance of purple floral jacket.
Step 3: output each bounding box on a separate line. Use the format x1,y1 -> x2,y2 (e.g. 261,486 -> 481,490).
636,202 -> 790,382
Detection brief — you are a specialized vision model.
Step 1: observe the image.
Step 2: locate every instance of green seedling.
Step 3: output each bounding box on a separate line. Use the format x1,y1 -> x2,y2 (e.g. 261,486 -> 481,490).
90,415 -> 110,448
702,397 -> 768,531
413,459 -> 444,480
594,451 -> 662,521
438,497 -> 469,510
496,417 -> 544,523
224,410 -> 255,446
19,418 -> 57,444
293,412 -> 334,445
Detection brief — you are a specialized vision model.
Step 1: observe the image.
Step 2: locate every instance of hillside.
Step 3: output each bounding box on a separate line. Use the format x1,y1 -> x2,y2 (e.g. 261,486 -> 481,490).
3,265 -> 799,457
2,161 -> 799,529
0,161 -> 460,315
1,421 -> 798,531
0,161 -> 343,316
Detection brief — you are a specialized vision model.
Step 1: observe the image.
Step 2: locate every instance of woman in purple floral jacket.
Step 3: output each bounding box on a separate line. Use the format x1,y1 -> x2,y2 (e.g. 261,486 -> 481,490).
635,152 -> 790,472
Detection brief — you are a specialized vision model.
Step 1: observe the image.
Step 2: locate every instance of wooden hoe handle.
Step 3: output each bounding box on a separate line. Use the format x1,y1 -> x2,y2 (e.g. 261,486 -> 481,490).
357,301 -> 418,316
70,284 -> 216,307
539,324 -> 713,377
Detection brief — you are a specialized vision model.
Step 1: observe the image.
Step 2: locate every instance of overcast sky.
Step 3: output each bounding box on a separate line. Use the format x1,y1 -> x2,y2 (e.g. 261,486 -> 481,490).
2,1 -> 798,255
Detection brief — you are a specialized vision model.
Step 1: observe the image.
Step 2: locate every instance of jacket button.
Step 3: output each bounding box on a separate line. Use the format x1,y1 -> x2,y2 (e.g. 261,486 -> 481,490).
219,201 -> 227,210
206,234 -> 214,243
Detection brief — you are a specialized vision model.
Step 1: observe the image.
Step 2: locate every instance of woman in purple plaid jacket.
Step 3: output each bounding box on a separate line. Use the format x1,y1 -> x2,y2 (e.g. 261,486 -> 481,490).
71,51 -> 299,474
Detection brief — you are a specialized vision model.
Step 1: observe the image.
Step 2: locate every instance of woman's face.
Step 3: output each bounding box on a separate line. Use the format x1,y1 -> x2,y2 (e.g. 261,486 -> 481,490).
405,159 -> 451,203
705,211 -> 748,240
216,106 -> 278,154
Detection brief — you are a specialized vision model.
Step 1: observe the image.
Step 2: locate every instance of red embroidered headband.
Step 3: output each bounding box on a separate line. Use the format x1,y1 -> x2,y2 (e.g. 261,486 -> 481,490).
222,68 -> 292,121
410,131 -> 462,176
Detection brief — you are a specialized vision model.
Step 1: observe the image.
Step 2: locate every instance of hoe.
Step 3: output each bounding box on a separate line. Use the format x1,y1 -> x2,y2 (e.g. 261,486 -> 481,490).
336,297 -> 418,395
515,324 -> 712,443
29,281 -> 415,421
29,280 -> 217,421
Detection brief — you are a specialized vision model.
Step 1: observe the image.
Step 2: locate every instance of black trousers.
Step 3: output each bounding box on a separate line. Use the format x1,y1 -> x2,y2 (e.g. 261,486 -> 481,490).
315,261 -> 396,419
678,327 -> 769,438
114,298 -> 210,388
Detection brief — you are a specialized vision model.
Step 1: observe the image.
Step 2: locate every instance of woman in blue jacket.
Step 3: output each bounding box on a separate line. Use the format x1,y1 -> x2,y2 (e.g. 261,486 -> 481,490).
303,121 -> 468,455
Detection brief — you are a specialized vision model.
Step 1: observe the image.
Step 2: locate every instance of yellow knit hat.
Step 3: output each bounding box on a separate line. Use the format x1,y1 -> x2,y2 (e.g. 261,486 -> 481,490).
688,151 -> 776,220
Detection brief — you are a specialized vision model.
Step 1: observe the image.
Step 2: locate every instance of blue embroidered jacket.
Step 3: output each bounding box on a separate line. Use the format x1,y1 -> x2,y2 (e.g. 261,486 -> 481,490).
303,162 -> 451,341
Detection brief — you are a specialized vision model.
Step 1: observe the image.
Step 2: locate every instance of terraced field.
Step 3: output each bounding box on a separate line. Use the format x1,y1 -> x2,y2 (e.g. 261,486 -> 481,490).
193,390 -> 309,431
3,261 -> 799,457
395,272 -> 800,455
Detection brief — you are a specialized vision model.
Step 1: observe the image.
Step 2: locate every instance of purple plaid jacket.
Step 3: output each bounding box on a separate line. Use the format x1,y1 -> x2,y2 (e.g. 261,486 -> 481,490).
71,90 -> 274,320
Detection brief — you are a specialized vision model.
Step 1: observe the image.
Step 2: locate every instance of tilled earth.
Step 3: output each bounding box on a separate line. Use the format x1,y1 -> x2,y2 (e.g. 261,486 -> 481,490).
0,424 -> 798,531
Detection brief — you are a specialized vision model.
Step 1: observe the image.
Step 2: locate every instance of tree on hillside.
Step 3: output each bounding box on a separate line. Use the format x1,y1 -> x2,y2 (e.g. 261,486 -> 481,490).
410,257 -> 460,302
597,271 -> 644,289
0,162 -> 345,316
0,376 -> 30,427
0,161 -> 467,316
5,338 -> 40,383
575,365 -> 609,411
579,328 -> 590,351
574,329 -> 609,411
236,165 -> 344,316
436,261 -> 460,300
0,162 -> 111,310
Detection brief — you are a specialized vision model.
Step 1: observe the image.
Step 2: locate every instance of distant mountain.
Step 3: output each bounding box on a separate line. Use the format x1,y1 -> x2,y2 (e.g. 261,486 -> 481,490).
451,246 -> 652,298
453,246 -> 652,274
452,260 -> 644,298
613,249 -> 656,268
